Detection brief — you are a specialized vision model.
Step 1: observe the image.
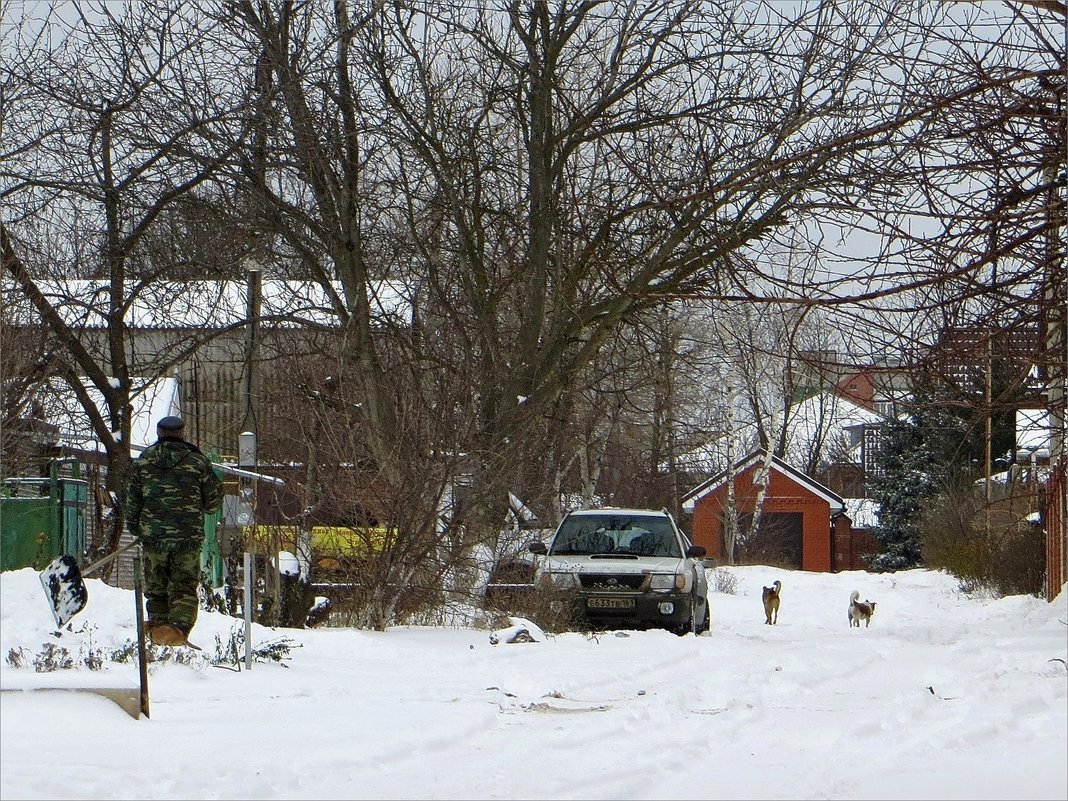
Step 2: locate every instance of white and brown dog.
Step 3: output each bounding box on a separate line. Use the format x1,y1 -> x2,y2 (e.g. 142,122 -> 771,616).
762,580 -> 781,625
848,590 -> 876,628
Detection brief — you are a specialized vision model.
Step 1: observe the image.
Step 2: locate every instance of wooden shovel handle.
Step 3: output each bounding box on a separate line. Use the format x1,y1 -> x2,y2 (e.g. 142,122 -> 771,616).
81,539 -> 141,577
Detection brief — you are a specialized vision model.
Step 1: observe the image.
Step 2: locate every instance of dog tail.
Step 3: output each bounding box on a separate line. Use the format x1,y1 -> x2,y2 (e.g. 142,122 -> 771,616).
849,589 -> 860,603
774,580 -> 781,593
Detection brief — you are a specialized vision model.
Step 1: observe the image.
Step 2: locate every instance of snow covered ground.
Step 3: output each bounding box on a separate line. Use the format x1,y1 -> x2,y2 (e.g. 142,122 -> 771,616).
1,565 -> 1065,800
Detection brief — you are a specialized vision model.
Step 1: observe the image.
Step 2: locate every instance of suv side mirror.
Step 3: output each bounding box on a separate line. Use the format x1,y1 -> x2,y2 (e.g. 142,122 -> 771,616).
528,541 -> 547,555
686,544 -> 706,558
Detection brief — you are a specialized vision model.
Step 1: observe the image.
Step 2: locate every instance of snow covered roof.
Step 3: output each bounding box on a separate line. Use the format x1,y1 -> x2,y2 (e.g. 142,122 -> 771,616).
30,375 -> 286,484
34,375 -> 181,455
780,391 -> 884,465
789,391 -> 884,432
674,390 -> 885,475
566,507 -> 675,518
3,278 -> 412,329
975,465 -> 1052,487
1016,409 -> 1052,455
843,498 -> 879,528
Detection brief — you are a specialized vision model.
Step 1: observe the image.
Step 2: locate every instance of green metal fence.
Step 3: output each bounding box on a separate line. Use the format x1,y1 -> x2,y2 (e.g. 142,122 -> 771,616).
2,459 -> 224,588
1,465 -> 88,571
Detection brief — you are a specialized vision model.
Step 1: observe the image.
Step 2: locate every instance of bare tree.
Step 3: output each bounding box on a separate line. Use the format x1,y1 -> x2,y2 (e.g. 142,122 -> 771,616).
1,4 -> 252,556
7,1 -> 1061,619
0,292 -> 60,476
360,2 -> 1064,514
216,1 -> 1064,608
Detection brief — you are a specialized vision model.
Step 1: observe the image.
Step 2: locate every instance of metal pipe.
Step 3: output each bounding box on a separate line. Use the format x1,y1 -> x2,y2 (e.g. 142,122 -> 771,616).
244,550 -> 253,670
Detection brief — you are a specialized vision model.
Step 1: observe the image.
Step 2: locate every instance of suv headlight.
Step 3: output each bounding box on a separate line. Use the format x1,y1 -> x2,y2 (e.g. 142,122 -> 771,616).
540,570 -> 578,589
650,573 -> 685,591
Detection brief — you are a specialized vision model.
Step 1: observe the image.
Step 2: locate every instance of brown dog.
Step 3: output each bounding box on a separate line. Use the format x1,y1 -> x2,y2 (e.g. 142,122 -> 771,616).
848,590 -> 876,628
762,580 -> 781,625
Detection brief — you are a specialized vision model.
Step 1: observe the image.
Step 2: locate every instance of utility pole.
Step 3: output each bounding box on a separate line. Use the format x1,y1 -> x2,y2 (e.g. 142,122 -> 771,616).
241,262 -> 261,437
239,263 -> 274,622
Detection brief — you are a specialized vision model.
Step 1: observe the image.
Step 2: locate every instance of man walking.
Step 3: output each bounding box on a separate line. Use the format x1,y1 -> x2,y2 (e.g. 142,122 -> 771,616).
125,416 -> 224,646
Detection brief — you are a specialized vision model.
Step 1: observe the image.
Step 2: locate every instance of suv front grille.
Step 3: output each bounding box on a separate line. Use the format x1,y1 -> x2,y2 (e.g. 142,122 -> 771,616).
579,573 -> 646,591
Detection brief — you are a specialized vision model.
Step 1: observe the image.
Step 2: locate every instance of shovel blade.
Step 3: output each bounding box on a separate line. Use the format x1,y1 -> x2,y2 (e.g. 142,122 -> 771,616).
39,555 -> 88,628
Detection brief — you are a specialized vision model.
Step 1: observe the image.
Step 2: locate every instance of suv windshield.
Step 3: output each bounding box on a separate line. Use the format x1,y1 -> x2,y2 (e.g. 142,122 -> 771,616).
549,514 -> 683,558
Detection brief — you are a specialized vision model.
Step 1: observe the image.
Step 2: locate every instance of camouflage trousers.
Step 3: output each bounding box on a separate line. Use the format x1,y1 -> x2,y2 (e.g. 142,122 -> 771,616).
143,544 -> 202,635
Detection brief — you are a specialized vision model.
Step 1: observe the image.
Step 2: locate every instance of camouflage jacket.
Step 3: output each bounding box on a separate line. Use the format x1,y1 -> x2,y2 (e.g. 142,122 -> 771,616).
125,438 -> 224,547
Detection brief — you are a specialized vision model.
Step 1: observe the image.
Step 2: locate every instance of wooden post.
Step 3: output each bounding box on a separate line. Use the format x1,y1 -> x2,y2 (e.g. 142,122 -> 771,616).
133,546 -> 150,718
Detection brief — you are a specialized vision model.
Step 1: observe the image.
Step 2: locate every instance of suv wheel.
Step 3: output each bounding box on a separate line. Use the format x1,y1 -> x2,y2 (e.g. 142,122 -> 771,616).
696,599 -> 710,635
674,595 -> 710,637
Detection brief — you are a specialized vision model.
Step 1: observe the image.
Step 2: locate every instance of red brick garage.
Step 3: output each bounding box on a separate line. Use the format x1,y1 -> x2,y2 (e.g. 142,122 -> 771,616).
681,449 -> 845,572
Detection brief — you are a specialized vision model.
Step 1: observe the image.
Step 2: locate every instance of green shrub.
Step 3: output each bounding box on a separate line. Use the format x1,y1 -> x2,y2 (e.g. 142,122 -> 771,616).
920,487 -> 1045,597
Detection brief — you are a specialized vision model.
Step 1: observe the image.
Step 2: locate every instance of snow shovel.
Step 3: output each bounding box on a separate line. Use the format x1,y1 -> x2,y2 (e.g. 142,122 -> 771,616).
39,540 -> 141,627
30,543 -> 152,719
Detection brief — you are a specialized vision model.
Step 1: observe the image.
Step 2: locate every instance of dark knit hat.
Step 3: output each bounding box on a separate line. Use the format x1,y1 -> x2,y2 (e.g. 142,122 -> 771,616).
156,416 -> 185,433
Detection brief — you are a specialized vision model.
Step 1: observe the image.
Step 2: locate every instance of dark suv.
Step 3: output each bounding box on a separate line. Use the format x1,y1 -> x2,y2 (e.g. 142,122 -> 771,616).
529,508 -> 709,635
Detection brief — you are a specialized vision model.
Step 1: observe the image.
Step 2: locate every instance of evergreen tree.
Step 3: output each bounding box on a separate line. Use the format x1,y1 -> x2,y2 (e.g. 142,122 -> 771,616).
868,385 -> 979,571
868,417 -> 934,570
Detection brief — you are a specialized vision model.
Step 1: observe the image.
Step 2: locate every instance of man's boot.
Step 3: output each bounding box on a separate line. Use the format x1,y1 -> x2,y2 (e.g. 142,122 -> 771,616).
149,623 -> 187,647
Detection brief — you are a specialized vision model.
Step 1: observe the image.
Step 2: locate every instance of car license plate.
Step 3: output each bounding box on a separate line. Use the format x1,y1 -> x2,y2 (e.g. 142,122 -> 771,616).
587,596 -> 635,609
